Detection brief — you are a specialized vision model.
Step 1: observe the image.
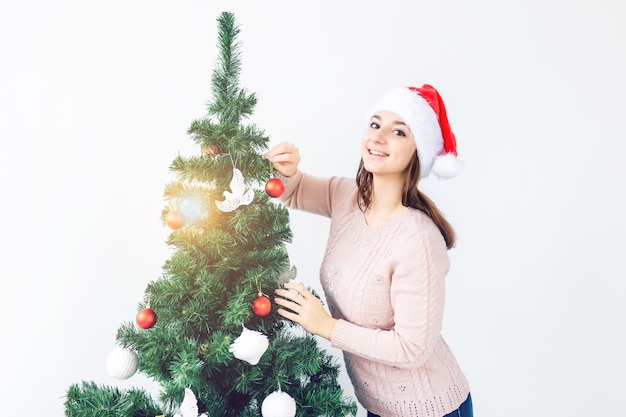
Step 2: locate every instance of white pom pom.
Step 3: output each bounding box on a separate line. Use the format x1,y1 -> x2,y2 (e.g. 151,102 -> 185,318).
431,153 -> 464,179
106,346 -> 138,380
228,326 -> 269,365
261,389 -> 297,417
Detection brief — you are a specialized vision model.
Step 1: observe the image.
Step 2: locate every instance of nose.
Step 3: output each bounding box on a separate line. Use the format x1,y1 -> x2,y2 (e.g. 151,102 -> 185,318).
369,129 -> 386,144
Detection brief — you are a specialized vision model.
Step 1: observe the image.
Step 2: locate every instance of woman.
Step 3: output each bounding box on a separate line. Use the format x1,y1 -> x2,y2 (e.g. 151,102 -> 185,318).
264,84 -> 472,417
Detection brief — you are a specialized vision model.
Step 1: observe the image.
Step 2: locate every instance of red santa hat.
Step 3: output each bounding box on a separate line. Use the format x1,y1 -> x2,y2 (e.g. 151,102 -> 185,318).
367,84 -> 463,179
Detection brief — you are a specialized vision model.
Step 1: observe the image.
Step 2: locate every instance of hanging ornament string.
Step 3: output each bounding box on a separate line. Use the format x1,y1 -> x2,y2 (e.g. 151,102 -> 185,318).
136,292 -> 157,329
252,278 -> 271,316
229,322 -> 269,365
256,278 -> 264,296
261,380 -> 297,417
265,160 -> 285,198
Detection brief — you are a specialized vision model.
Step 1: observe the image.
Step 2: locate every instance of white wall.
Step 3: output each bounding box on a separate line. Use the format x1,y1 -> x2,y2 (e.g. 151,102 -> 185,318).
1,1 -> 624,415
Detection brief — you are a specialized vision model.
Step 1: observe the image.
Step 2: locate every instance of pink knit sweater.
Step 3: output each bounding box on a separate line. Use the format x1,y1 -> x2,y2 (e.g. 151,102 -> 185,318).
279,171 -> 470,417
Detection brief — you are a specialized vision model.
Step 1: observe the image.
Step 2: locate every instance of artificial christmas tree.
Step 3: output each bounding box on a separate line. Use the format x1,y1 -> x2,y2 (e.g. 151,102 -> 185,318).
64,11 -> 357,417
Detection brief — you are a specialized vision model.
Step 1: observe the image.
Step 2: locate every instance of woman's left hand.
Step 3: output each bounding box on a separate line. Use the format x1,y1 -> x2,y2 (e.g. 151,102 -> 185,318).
274,281 -> 337,341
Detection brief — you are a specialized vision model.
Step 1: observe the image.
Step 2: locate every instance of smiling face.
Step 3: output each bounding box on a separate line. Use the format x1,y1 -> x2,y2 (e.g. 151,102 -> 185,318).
361,111 -> 417,178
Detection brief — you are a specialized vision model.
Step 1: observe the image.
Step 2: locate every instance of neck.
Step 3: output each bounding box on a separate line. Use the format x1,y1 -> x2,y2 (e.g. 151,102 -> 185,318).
365,176 -> 405,225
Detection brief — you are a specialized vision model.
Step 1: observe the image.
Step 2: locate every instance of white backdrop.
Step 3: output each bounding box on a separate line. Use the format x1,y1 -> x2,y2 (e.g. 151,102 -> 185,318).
1,1 -> 624,416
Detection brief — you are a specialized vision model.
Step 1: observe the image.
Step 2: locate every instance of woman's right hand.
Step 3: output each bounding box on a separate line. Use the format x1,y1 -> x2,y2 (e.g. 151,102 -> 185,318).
262,142 -> 301,177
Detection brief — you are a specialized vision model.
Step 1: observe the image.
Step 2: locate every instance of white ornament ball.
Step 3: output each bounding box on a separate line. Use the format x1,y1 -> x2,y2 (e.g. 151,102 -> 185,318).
261,390 -> 297,417
106,346 -> 138,380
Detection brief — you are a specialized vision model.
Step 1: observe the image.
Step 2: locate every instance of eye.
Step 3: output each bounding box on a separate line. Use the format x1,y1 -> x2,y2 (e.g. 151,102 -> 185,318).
369,122 -> 380,129
393,129 -> 407,137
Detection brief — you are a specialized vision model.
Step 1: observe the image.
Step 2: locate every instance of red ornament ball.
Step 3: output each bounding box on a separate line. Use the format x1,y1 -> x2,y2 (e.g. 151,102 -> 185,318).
136,307 -> 157,329
265,178 -> 285,198
252,295 -> 271,316
165,210 -> 185,230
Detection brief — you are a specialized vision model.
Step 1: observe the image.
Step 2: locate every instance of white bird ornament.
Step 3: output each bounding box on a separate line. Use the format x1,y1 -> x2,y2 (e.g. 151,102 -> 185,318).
215,167 -> 254,212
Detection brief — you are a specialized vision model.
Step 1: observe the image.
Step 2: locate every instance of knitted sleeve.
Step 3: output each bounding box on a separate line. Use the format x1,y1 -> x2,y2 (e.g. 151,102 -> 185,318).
277,170 -> 351,218
330,229 -> 449,369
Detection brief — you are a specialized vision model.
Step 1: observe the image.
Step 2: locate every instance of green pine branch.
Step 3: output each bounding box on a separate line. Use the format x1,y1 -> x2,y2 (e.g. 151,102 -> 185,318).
207,12 -> 257,126
64,381 -> 162,417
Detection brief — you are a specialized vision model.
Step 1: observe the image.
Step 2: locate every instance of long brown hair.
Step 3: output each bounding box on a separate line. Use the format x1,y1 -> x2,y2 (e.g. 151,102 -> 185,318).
356,153 -> 456,249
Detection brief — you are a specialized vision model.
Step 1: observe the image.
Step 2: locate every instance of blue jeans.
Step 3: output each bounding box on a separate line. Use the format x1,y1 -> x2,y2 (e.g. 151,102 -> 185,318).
366,393 -> 473,417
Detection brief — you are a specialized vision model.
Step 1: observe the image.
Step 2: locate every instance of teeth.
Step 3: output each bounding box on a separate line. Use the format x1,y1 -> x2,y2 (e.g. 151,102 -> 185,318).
369,150 -> 388,157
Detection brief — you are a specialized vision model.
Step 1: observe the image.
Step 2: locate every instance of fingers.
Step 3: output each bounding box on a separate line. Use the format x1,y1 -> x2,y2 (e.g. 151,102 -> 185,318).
274,289 -> 303,325
275,306 -> 299,323
283,280 -> 306,294
274,282 -> 307,318
262,142 -> 301,177
263,142 -> 297,160
274,283 -> 337,341
274,295 -> 302,315
274,283 -> 306,307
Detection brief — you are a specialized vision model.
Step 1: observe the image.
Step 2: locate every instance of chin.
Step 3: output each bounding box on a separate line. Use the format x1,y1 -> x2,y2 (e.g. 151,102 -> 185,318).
361,161 -> 379,174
